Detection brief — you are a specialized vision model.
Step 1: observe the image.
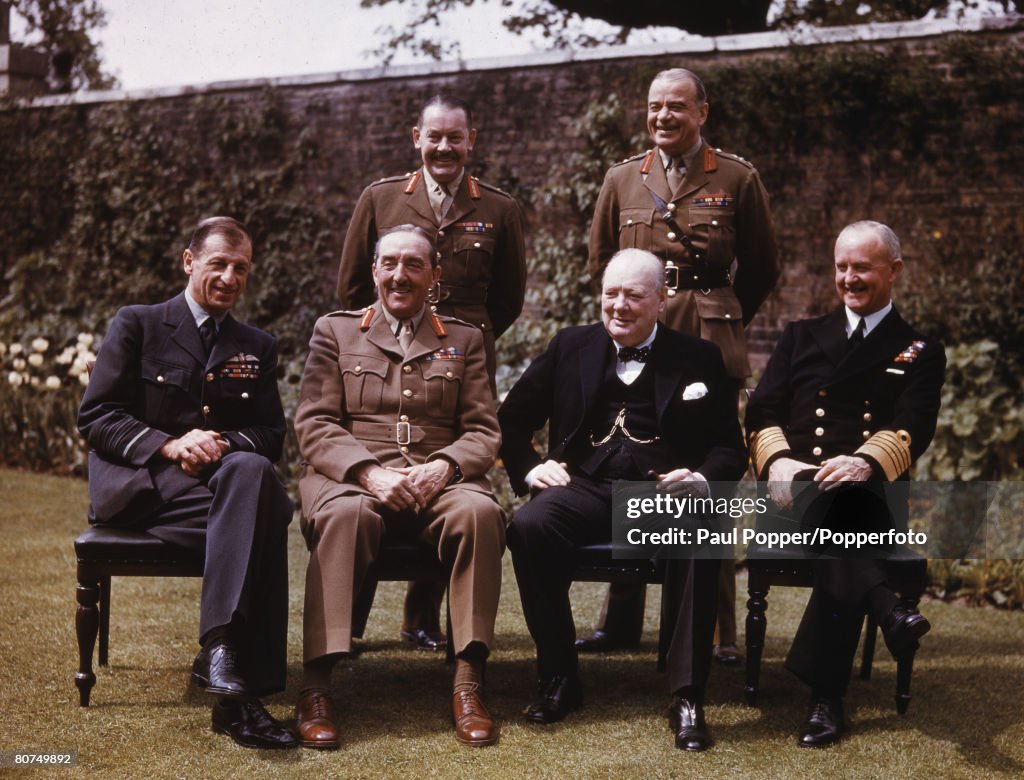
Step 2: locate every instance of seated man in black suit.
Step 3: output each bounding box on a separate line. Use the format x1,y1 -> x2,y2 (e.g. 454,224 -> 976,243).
498,249 -> 747,751
78,216 -> 297,749
746,220 -> 945,747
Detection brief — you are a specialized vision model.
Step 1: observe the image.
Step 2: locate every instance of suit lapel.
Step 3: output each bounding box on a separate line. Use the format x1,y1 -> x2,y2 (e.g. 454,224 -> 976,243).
579,325 -> 610,414
810,308 -> 849,370
405,313 -> 443,363
642,153 -> 673,203
672,140 -> 710,203
441,176 -> 474,228
166,293 -> 207,367
832,308 -> 912,383
208,314 -> 243,370
652,327 -> 684,421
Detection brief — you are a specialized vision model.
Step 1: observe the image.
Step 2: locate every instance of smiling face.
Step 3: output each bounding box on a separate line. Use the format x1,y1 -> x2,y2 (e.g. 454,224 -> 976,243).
183,232 -> 252,316
412,104 -> 476,185
833,227 -> 903,316
601,251 -> 667,347
646,75 -> 708,158
372,230 -> 440,320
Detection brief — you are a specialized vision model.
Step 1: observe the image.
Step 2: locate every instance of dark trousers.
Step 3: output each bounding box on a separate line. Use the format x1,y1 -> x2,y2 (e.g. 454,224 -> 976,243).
118,451 -> 293,696
508,476 -> 719,693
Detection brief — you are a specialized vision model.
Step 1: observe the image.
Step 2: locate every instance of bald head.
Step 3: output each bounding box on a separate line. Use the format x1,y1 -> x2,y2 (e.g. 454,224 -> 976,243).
601,250 -> 667,346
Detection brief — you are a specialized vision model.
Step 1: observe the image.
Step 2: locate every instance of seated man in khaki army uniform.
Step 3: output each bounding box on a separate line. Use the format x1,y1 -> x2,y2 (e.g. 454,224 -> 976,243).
294,225 -> 506,749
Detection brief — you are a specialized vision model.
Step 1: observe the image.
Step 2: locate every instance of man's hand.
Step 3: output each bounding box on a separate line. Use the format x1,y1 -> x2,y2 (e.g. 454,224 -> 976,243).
814,455 -> 873,488
393,460 -> 454,507
767,456 -> 819,509
354,463 -> 427,513
653,468 -> 709,498
526,460 -> 571,492
160,429 -> 230,477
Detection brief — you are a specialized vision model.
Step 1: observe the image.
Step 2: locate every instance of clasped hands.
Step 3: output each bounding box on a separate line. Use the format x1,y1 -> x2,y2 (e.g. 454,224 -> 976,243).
767,454 -> 873,509
355,460 -> 454,513
527,460 -> 707,496
160,429 -> 230,477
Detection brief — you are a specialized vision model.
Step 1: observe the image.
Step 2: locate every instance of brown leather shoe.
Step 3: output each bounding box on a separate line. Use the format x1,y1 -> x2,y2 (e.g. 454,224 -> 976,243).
295,688 -> 340,750
451,689 -> 498,747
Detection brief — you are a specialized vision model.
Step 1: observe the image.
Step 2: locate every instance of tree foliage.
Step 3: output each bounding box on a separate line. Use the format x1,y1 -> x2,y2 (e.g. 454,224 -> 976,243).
12,0 -> 116,92
363,0 -> 1022,63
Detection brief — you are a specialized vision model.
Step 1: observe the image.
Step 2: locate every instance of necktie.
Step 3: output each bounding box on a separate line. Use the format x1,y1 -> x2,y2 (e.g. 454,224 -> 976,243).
848,318 -> 866,351
666,157 -> 686,193
397,320 -> 414,354
434,183 -> 452,222
618,345 -> 651,363
198,318 -> 217,358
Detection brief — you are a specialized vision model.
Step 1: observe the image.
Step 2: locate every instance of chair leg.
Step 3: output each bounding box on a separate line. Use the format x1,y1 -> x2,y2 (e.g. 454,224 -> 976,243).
744,585 -> 769,706
895,646 -> 916,714
860,613 -> 877,680
76,580 -> 100,707
98,575 -> 111,666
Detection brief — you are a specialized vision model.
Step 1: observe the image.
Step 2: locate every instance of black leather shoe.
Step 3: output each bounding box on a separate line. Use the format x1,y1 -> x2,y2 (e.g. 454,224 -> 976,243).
192,640 -> 247,698
574,630 -> 633,653
882,601 -> 931,657
668,696 -> 712,751
798,697 -> 845,748
713,643 -> 743,667
400,628 -> 448,652
212,699 -> 299,749
524,675 -> 583,723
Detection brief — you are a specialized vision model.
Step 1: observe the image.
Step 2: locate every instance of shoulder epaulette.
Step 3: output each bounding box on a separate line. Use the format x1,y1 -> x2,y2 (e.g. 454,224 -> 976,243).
359,307 -> 376,330
369,173 -> 413,187
326,307 -> 370,318
611,150 -> 650,169
467,176 -> 481,199
430,312 -> 448,337
711,148 -> 755,170
639,150 -> 656,174
471,177 -> 516,200
403,170 -> 423,194
703,147 -> 717,172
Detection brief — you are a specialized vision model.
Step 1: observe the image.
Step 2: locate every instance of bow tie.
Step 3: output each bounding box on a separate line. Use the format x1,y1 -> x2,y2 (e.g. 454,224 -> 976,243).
618,345 -> 651,363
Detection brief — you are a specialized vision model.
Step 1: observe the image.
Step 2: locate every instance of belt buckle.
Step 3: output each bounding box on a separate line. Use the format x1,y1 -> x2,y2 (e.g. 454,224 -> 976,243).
664,261 -> 679,297
396,421 -> 412,446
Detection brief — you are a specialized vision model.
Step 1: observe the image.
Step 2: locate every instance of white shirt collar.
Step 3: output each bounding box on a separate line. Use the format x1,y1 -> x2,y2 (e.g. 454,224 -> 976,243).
845,301 -> 892,337
612,322 -> 658,356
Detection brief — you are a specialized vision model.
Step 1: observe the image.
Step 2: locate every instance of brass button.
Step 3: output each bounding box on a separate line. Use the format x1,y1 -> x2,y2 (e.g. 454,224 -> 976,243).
863,431 -> 871,440
400,445 -> 409,454
430,304 -> 438,312
402,389 -> 413,398
437,229 -> 445,238
626,218 -> 633,225
446,370 -> 453,378
724,313 -> 731,319
436,251 -> 442,260
157,375 -> 165,383
711,219 -> 719,226
241,392 -> 249,400
666,202 -> 676,212
863,413 -> 872,422
354,365 -> 362,374
399,414 -> 409,422
473,241 -> 481,248
202,405 -> 211,415
818,389 -> 827,397
814,427 -> 824,437
864,400 -> 871,406
206,372 -> 215,382
815,408 -> 825,417
812,446 -> 822,456
403,365 -> 412,373
667,231 -> 677,240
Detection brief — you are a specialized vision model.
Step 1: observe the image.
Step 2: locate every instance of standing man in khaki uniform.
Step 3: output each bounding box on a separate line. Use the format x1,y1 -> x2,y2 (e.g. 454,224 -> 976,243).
337,94 -> 526,651
581,67 -> 780,658
295,226 -> 506,749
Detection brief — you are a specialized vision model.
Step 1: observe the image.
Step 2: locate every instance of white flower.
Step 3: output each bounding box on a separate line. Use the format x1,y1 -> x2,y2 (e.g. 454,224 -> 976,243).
28,353 -> 44,367
29,376 -> 40,387
12,357 -> 26,371
78,350 -> 97,363
45,376 -> 62,390
0,342 -> 6,356
69,357 -> 87,377
78,372 -> 90,386
9,343 -> 23,355
31,337 -> 49,353
57,346 -> 75,365
77,333 -> 95,347
682,382 -> 709,401
8,371 -> 23,386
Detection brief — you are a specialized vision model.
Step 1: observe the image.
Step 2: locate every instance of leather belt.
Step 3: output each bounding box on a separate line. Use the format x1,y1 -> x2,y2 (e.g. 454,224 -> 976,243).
665,263 -> 732,291
348,420 -> 454,447
433,283 -> 487,305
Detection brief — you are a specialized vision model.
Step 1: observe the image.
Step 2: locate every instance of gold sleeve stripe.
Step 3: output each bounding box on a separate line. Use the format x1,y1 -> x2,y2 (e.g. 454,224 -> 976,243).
856,429 -> 912,481
750,426 -> 790,477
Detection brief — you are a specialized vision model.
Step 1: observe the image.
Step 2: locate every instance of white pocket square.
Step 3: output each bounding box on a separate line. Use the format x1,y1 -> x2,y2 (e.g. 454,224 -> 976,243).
682,382 -> 708,400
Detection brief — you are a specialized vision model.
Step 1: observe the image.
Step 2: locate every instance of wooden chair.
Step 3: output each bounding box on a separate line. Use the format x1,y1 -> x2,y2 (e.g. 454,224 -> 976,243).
74,525 -> 447,706
743,543 -> 927,713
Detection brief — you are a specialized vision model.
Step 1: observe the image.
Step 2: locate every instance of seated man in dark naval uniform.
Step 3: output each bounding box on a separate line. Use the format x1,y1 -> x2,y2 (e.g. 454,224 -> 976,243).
746,220 -> 945,747
78,217 -> 296,749
499,249 -> 747,752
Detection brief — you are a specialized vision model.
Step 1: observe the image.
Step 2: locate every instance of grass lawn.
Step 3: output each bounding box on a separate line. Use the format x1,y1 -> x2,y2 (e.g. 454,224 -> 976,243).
1,468 -> 1022,779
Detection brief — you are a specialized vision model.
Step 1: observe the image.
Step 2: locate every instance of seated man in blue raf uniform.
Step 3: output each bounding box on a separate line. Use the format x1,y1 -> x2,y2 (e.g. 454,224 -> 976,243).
78,216 -> 296,749
746,220 -> 945,748
499,249 -> 747,752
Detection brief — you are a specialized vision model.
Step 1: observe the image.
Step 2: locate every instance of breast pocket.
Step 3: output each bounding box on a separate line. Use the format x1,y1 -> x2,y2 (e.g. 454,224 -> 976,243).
140,359 -> 192,422
688,206 -> 736,267
448,235 -> 495,288
618,207 -> 655,249
339,355 -> 389,414
423,360 -> 464,419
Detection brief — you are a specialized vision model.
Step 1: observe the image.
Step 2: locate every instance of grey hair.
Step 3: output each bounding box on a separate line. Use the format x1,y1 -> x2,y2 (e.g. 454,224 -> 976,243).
604,249 -> 666,292
651,68 -> 707,105
372,224 -> 439,267
836,220 -> 902,261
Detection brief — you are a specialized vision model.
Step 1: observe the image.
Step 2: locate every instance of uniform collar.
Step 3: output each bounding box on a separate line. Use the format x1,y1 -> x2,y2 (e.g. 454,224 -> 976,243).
845,301 -> 892,337
658,137 -> 703,173
380,303 -> 426,336
422,167 -> 464,205
184,288 -> 227,330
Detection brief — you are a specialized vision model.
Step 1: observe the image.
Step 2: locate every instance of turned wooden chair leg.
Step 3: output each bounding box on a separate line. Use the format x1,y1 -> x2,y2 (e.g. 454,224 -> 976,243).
745,585 -> 769,706
98,575 -> 111,666
76,580 -> 100,707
